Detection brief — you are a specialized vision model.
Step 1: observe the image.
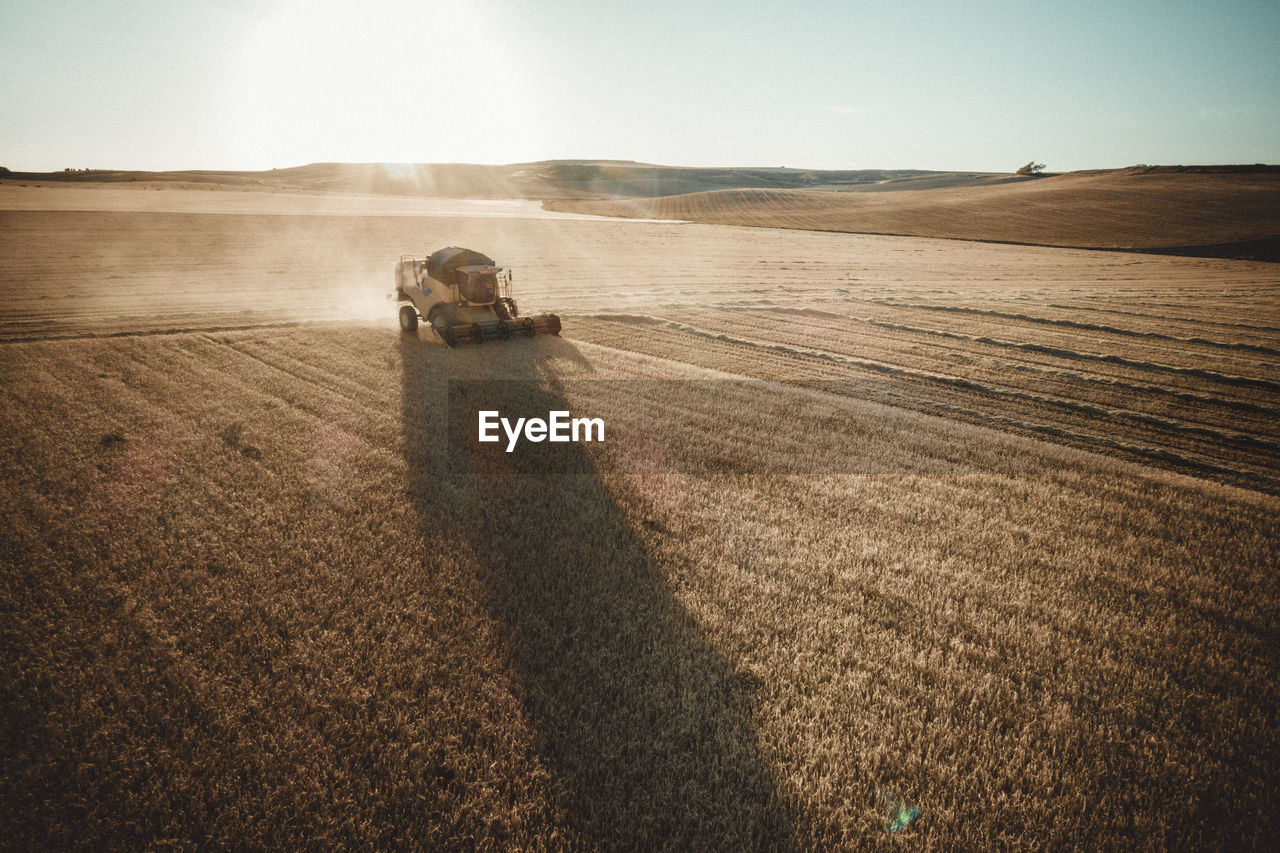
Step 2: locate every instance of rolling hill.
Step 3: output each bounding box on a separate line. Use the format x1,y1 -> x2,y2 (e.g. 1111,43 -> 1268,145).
6,162 -> 1276,259
0,160 -> 1014,199
547,166 -> 1280,260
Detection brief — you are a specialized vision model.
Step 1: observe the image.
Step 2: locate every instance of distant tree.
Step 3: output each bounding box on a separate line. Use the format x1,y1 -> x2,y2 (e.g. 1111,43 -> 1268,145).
0,166 -> 10,173
1016,161 -> 1046,176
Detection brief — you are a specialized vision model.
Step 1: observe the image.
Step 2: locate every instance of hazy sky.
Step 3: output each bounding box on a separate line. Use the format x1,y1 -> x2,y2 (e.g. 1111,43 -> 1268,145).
2,0 -> 1277,172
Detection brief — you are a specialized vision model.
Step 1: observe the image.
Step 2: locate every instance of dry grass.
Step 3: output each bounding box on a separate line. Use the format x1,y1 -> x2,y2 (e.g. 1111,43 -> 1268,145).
2,192 -> 1279,849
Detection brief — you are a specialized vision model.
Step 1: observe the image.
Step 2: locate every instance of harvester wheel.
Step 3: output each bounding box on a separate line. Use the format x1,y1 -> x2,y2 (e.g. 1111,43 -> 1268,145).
399,305 -> 419,332
522,319 -> 537,337
498,322 -> 512,340
427,307 -> 452,346
470,326 -> 485,345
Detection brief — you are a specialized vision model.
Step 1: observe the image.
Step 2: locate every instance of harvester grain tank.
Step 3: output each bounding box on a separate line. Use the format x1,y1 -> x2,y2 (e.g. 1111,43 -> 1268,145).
395,247 -> 561,346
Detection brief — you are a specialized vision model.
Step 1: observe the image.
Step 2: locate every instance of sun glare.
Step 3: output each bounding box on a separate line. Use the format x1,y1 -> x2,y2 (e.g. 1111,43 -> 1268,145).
229,0 -> 539,167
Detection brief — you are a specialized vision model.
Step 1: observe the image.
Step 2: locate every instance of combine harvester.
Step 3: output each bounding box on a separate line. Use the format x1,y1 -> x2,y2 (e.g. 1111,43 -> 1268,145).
395,247 -> 561,346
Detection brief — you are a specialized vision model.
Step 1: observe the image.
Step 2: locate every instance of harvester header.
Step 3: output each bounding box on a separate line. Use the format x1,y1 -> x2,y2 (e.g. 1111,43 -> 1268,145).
395,246 -> 561,346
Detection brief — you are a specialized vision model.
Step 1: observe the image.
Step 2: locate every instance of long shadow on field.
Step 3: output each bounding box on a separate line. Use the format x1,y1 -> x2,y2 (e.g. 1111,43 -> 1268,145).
400,334 -> 795,850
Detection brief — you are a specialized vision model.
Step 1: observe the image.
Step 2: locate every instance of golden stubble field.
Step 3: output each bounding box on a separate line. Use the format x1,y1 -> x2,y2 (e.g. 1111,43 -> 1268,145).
2,185 -> 1278,849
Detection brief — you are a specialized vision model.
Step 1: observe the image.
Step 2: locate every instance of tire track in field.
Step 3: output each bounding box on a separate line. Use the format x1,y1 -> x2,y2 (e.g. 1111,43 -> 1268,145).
0,320 -> 330,344
869,392 -> 1273,490
89,330 -> 390,451
716,306 -> 1280,435
638,326 -> 1279,487
659,300 -> 1280,395
843,301 -> 1280,358
153,335 -> 404,470
723,306 -> 1280,419
641,313 -> 1280,455
182,337 -> 409,472
110,333 -> 348,418
605,303 -> 1280,423
577,318 -> 1279,490
205,335 -> 391,413
811,313 -> 1280,393
1047,303 -> 1280,336
569,315 -> 1280,492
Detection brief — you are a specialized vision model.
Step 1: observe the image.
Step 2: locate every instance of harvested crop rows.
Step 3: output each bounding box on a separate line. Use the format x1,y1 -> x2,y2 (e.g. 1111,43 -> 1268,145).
2,191 -> 1278,849
564,283 -> 1280,491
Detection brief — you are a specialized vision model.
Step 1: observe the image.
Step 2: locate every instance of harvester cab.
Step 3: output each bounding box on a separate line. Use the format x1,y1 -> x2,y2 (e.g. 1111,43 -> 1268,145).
395,247 -> 561,346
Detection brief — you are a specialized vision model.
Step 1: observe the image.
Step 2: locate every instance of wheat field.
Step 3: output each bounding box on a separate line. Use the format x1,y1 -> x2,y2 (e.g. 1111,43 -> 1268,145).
1,189 -> 1278,849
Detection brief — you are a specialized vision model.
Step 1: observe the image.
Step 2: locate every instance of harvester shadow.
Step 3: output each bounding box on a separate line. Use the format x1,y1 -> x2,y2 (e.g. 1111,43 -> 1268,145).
399,334 -> 796,850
